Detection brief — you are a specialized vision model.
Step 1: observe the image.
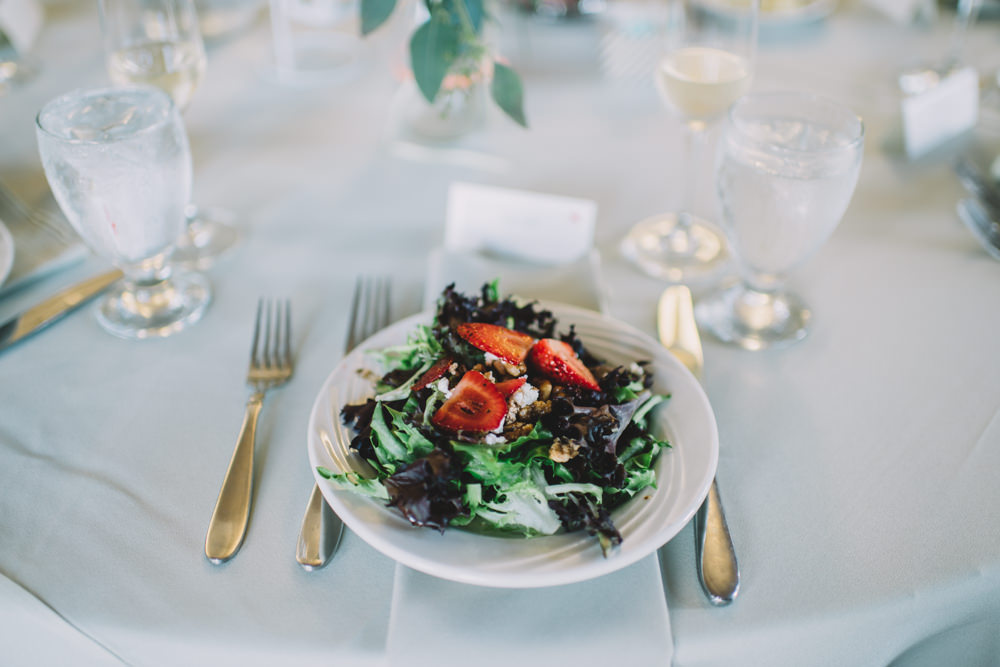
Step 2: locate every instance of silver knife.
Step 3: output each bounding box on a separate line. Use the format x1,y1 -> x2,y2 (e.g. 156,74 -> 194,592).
658,285 -> 740,606
0,269 -> 123,353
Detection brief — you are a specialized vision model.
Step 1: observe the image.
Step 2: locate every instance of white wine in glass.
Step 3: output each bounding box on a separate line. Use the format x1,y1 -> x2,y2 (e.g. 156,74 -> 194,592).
621,0 -> 759,285
99,0 -> 238,269
656,46 -> 752,119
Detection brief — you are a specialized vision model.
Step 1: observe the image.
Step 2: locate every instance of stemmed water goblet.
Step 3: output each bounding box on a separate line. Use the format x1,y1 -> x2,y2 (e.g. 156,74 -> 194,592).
621,0 -> 759,284
695,91 -> 864,349
36,86 -> 211,339
99,0 -> 238,268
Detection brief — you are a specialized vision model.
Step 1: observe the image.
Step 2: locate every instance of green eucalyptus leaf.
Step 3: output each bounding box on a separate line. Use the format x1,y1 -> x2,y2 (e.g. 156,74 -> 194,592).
490,62 -> 527,128
360,0 -> 397,35
444,0 -> 484,32
410,19 -> 462,103
466,0 -> 486,30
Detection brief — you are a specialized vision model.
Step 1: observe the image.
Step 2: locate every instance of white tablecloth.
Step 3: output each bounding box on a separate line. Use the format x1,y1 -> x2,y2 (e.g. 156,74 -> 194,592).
1,2 -> 999,665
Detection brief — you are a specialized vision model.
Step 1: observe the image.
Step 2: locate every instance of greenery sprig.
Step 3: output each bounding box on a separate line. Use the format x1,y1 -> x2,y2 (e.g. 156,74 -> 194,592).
361,0 -> 528,127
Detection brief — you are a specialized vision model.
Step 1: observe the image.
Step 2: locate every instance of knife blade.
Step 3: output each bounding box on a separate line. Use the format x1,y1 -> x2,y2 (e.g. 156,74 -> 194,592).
0,269 -> 123,353
657,285 -> 740,606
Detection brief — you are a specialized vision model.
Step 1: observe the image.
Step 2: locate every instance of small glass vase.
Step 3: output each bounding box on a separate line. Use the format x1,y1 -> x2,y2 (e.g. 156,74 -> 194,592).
401,60 -> 489,141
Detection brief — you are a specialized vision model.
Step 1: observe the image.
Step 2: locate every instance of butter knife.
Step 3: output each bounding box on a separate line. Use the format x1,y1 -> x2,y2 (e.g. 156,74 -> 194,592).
658,285 -> 740,606
0,269 -> 122,354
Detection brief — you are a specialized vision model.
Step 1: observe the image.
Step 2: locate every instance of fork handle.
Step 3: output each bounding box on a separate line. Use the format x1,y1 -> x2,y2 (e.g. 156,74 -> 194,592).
205,392 -> 264,564
295,483 -> 345,570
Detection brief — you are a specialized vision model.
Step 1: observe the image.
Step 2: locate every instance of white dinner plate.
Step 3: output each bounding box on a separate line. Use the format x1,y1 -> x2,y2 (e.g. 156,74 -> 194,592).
0,218 -> 14,287
307,302 -> 719,588
695,0 -> 837,25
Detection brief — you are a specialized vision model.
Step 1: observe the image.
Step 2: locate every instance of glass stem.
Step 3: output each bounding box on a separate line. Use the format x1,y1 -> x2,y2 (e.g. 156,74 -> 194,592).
943,0 -> 982,70
119,252 -> 175,315
676,118 -> 709,231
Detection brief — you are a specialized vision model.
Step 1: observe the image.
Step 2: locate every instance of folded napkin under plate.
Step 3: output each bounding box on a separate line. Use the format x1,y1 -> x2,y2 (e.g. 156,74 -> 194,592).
385,248 -> 673,667
422,247 -> 608,313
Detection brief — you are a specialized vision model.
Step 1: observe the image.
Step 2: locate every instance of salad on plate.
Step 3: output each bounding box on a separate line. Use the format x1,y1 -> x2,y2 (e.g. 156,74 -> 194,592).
319,282 -> 671,556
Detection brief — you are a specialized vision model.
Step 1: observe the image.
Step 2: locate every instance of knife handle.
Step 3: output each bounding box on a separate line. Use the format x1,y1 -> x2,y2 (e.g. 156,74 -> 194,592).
695,478 -> 740,605
22,270 -> 123,328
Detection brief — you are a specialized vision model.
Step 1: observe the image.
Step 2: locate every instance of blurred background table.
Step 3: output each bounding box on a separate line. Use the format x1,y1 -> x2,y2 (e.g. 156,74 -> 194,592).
0,1 -> 999,665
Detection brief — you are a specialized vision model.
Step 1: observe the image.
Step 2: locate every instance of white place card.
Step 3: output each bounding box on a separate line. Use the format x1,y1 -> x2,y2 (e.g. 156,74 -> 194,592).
901,67 -> 979,159
0,0 -> 43,54
444,182 -> 597,265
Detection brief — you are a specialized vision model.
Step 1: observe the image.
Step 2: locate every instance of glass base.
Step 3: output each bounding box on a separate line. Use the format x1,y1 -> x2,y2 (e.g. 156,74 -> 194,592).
620,212 -> 729,284
96,271 -> 211,340
694,283 -> 811,350
0,55 -> 40,94
172,204 -> 239,270
267,35 -> 365,87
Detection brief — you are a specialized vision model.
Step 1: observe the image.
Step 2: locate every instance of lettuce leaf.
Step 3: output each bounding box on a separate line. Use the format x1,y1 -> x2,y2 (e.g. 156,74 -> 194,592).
317,467 -> 390,500
369,324 -> 442,374
384,448 -> 465,531
474,478 -> 563,536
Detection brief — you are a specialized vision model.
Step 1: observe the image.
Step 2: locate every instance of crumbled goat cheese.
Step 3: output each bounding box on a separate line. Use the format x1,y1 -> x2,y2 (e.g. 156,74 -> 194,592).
511,382 -> 539,409
507,382 -> 539,421
483,351 -> 501,365
484,433 -> 507,445
435,378 -> 452,398
628,362 -> 644,376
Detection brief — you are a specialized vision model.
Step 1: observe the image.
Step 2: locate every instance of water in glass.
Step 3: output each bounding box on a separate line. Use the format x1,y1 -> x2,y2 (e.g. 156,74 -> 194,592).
36,87 -> 210,339
696,92 -> 864,349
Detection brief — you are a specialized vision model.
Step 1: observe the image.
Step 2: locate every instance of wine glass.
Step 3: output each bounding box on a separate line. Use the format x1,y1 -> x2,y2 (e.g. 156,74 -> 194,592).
695,91 -> 864,350
99,0 -> 238,268
620,0 -> 759,284
36,86 -> 211,339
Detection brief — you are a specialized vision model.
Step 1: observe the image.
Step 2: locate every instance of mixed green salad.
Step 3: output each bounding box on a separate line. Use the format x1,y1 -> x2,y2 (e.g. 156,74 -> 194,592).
319,282 -> 670,556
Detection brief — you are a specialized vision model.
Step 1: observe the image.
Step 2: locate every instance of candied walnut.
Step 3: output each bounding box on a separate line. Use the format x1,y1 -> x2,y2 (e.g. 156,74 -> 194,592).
488,357 -> 526,379
503,421 -> 534,440
512,398 -> 552,424
548,438 -> 581,463
537,380 -> 552,400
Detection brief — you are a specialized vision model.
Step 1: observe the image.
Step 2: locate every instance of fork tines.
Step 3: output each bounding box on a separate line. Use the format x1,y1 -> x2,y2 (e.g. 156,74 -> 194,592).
347,276 -> 391,352
0,181 -> 78,245
250,298 -> 293,377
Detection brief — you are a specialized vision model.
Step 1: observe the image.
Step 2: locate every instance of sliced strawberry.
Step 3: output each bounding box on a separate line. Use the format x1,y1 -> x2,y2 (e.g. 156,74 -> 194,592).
494,377 -> 527,399
431,370 -> 507,432
527,339 -> 601,391
456,322 -> 534,365
413,356 -> 453,392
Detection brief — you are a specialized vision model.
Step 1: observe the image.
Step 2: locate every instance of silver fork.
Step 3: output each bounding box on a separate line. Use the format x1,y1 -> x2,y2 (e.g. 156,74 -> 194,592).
0,180 -> 78,245
206,299 -> 294,564
295,276 -> 390,571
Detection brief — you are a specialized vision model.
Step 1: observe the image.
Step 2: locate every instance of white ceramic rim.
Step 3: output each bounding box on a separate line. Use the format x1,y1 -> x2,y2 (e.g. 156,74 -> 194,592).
306,302 -> 719,588
696,0 -> 838,25
0,217 -> 14,287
